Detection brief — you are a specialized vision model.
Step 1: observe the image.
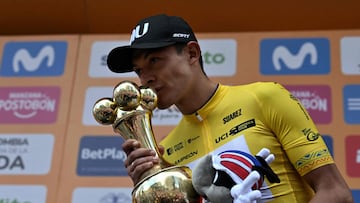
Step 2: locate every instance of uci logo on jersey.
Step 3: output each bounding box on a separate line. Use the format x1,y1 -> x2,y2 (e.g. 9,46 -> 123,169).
0,41 -> 67,77
260,38 -> 330,75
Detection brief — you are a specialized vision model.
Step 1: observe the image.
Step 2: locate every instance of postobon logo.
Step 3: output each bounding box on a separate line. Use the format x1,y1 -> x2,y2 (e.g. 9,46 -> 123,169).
272,42 -> 318,71
13,45 -> 55,73
0,87 -> 60,123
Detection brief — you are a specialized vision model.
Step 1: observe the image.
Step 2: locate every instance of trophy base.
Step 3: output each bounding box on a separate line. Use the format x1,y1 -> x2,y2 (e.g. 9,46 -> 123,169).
132,165 -> 201,203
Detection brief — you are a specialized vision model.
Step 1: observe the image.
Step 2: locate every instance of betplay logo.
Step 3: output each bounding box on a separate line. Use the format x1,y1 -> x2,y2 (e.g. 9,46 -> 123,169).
77,136 -> 127,176
260,38 -> 330,75
0,41 -> 67,77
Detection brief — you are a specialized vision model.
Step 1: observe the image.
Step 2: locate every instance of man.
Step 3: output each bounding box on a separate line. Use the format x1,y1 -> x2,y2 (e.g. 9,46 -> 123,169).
106,14 -> 353,202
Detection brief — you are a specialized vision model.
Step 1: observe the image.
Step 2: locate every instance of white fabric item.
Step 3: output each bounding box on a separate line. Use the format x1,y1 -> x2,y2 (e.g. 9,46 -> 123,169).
230,148 -> 275,203
231,171 -> 262,203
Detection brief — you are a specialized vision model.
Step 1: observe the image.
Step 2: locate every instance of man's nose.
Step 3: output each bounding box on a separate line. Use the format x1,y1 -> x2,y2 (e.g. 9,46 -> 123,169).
140,72 -> 155,86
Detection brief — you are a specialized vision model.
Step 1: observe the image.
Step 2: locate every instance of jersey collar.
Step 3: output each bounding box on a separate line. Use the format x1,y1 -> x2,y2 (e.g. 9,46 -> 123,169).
183,83 -> 227,123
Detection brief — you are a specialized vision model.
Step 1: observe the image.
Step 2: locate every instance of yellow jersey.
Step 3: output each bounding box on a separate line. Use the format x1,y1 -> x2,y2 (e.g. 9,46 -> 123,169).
160,82 -> 333,202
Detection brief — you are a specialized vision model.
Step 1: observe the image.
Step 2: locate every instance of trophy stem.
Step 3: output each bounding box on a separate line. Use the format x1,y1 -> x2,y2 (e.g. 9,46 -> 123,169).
113,109 -> 172,182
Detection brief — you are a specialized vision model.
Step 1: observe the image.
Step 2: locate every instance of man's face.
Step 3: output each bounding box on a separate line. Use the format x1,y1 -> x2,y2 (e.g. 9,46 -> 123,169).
132,44 -> 194,109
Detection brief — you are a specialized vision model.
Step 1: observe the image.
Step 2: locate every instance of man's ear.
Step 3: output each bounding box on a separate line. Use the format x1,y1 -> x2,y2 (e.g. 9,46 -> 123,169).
186,41 -> 201,65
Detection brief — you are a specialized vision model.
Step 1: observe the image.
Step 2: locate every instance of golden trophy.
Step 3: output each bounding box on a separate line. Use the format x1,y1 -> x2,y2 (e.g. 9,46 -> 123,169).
92,81 -> 200,203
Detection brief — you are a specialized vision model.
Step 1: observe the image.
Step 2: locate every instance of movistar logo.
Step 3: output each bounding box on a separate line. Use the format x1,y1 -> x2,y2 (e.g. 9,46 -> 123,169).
272,42 -> 317,71
13,45 -> 55,73
260,38 -> 330,75
1,41 -> 67,77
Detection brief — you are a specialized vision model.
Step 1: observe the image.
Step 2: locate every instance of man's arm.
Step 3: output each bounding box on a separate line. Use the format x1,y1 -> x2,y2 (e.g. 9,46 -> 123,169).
303,164 -> 353,203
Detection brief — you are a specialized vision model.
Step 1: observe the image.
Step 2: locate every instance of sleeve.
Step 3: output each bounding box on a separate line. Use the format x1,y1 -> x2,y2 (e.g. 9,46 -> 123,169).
255,82 -> 334,176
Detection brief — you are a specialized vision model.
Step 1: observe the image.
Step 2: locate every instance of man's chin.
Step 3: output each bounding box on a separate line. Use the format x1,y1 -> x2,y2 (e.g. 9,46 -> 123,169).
156,102 -> 173,110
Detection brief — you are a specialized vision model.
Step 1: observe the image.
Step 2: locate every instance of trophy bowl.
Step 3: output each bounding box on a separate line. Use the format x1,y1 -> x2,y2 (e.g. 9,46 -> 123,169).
93,81 -> 200,203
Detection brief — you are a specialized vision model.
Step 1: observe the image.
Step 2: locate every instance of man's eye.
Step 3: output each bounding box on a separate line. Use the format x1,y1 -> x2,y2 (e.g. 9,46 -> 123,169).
150,57 -> 159,64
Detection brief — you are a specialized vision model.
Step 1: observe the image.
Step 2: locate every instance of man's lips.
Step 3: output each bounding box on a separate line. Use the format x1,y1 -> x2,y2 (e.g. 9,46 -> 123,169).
154,87 -> 162,94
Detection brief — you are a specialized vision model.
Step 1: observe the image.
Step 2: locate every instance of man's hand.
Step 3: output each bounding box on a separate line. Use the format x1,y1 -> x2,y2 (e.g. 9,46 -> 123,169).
122,139 -> 161,185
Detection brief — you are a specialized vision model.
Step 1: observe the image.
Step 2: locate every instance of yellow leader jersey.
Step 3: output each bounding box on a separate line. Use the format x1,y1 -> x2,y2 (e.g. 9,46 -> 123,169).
159,82 -> 333,202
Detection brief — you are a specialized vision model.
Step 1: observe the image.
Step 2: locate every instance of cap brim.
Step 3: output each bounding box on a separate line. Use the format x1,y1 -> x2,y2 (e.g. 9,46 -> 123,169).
107,46 -> 133,73
107,41 -> 177,73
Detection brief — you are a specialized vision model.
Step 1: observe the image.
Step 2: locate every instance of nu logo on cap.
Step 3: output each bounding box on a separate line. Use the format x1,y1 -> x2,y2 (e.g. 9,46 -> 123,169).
130,23 -> 149,44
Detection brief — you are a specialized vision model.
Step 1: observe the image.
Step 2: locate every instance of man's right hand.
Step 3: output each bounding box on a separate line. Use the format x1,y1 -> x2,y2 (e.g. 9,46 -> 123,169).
122,139 -> 161,185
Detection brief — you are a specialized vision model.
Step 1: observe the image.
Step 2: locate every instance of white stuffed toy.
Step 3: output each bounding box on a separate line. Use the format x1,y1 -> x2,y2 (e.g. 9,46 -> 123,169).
192,148 -> 280,203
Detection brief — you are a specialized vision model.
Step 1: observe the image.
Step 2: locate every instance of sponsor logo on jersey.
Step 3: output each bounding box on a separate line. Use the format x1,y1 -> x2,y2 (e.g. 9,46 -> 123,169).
286,85 -> 332,124
1,41 -> 67,77
301,128 -> 320,141
0,134 -> 54,175
216,119 -> 256,144
77,136 -> 128,176
0,87 -> 60,124
174,150 -> 198,165
187,135 -> 200,144
166,141 -> 185,156
223,108 -> 242,124
260,38 -> 330,75
166,135 -> 200,156
343,85 -> 360,124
